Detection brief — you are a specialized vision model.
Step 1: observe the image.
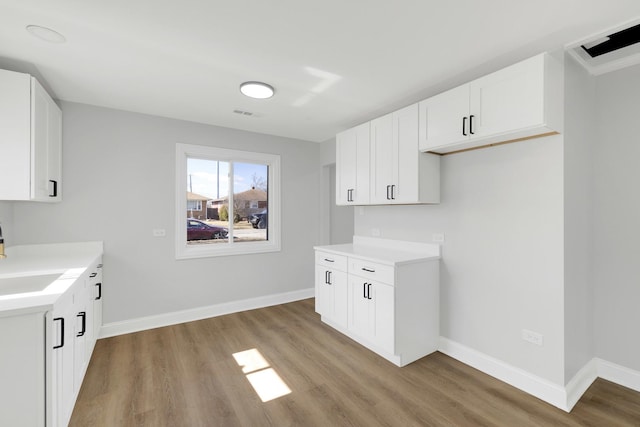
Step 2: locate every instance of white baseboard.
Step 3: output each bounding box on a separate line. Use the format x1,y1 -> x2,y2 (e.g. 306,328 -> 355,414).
438,337 -> 570,411
440,337 -> 640,412
565,359 -> 598,411
597,358 -> 640,393
99,288 -> 314,338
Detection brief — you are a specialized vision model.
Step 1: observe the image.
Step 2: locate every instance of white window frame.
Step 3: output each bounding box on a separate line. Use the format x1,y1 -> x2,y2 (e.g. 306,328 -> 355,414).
175,143 -> 281,259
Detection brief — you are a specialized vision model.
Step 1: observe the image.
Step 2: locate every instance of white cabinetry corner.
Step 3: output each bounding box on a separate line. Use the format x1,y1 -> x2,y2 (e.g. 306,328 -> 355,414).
419,52 -> 563,154
314,238 -> 440,367
0,68 -> 62,202
337,103 -> 440,206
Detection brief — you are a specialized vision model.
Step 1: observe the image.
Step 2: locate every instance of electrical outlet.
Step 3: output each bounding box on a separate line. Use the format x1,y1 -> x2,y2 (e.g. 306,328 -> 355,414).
432,233 -> 445,243
153,229 -> 166,237
522,329 -> 543,346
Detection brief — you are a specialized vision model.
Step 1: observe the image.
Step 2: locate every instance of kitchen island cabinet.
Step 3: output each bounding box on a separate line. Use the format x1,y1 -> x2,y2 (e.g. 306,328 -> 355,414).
315,237 -> 440,366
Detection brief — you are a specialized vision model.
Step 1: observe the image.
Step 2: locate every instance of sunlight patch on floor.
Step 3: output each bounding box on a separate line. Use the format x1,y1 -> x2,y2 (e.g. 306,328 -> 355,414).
233,348 -> 291,402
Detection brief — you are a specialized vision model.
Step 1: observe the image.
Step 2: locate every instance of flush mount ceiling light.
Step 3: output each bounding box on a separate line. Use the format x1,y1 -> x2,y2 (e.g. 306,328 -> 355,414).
26,25 -> 66,43
240,81 -> 274,99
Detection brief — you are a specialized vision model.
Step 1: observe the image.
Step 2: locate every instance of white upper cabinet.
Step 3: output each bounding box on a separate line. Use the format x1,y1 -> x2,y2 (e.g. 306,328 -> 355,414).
370,112 -> 394,204
419,53 -> 563,154
0,69 -> 62,202
336,122 -> 370,205
370,104 -> 440,205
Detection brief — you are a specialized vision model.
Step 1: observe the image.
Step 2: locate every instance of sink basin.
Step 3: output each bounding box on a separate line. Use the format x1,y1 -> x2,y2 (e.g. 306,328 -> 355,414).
0,273 -> 61,297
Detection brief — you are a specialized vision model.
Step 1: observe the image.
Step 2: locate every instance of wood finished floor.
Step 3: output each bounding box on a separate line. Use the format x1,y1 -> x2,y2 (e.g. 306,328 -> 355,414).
71,299 -> 640,426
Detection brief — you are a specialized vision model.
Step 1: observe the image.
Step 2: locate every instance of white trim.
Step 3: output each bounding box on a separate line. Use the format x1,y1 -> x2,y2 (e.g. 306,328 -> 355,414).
438,337 -> 570,411
439,337 -> 640,412
175,143 -> 281,259
565,359 -> 598,411
597,358 -> 640,393
99,288 -> 314,338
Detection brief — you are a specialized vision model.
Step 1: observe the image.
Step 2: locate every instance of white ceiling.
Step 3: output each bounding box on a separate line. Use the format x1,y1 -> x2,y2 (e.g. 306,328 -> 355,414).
2,1 -> 640,143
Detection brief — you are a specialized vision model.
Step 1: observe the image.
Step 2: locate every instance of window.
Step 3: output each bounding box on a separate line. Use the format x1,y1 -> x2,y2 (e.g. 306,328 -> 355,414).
187,200 -> 202,211
176,143 -> 280,259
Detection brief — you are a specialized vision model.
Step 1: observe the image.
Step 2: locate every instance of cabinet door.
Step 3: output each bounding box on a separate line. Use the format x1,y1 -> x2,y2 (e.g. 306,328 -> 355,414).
92,265 -> 104,349
336,123 -> 369,205
73,278 -> 88,394
315,266 -> 332,316
47,95 -> 62,201
348,276 -> 373,339
0,69 -> 31,200
469,54 -> 544,139
370,113 -> 394,204
0,311 -> 46,426
418,84 -> 469,151
371,281 -> 394,353
51,289 -> 76,427
316,266 -> 348,328
392,103 -> 419,204
32,78 -> 62,202
348,277 -> 394,352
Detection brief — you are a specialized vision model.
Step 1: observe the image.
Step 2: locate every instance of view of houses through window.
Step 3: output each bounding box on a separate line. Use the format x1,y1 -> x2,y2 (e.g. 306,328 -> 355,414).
187,158 -> 268,245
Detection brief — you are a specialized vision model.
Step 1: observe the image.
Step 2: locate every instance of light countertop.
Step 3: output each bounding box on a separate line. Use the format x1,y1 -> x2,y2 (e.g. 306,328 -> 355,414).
314,236 -> 440,266
0,241 -> 103,314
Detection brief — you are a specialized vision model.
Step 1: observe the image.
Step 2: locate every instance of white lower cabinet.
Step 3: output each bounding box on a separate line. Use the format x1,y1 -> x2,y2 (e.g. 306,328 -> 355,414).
0,254 -> 103,427
315,251 -> 348,329
348,276 -> 394,353
315,238 -> 440,367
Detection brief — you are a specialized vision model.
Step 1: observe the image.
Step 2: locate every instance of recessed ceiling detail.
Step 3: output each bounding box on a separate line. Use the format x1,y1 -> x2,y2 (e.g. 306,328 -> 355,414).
568,19 -> 640,75
581,23 -> 640,58
26,25 -> 66,43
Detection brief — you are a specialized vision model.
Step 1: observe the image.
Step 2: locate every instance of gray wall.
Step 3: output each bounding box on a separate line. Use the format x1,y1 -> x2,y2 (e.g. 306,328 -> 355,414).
11,102 -> 322,324
355,137 -> 566,384
563,55 -> 596,381
593,63 -> 640,371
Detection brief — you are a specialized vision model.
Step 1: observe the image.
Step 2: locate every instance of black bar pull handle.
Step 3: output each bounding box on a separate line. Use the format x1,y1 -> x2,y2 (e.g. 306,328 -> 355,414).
90,272 -> 97,278
362,267 -> 375,273
327,271 -> 332,285
97,264 -> 103,269
77,312 -> 86,337
462,117 -> 467,136
363,282 -> 367,299
324,258 -> 334,263
367,283 -> 372,300
53,317 -> 64,349
386,185 -> 391,200
469,115 -> 475,135
96,282 -> 102,300
49,180 -> 58,197
325,271 -> 329,284
391,185 -> 396,200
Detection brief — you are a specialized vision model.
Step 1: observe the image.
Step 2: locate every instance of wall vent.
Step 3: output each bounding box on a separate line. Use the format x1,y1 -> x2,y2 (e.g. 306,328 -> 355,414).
568,19 -> 640,75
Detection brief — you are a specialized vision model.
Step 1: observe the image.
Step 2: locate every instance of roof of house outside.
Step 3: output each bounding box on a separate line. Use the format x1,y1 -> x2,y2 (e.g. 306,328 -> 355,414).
210,188 -> 267,203
187,191 -> 210,201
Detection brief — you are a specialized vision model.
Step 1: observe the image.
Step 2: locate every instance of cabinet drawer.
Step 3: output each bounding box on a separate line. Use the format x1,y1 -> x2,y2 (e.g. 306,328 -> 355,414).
349,258 -> 395,285
315,251 -> 348,271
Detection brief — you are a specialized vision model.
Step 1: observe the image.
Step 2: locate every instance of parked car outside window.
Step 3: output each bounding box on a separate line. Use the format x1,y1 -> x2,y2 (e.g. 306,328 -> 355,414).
249,210 -> 267,229
187,219 -> 228,240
